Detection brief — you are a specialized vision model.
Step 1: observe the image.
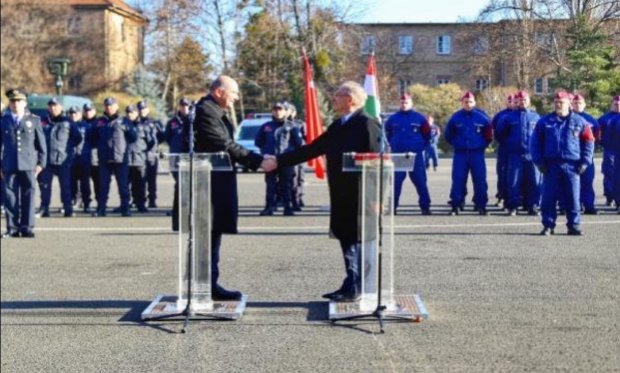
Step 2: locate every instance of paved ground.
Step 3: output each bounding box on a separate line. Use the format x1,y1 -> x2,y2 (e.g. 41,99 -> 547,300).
1,158 -> 619,372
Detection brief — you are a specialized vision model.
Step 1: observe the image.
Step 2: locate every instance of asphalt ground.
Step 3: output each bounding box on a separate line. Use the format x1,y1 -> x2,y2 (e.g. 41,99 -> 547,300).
1,158 -> 619,372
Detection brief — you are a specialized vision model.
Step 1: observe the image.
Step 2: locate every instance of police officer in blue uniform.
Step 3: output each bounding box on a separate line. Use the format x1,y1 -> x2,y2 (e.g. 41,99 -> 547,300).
495,91 -> 541,216
384,93 -> 432,215
571,94 -> 600,215
1,89 -> 47,238
598,96 -> 620,207
255,102 -> 288,215
138,101 -> 164,209
444,91 -> 493,215
491,94 -> 515,207
90,97 -> 137,217
69,106 -> 90,212
164,97 -> 191,231
274,106 -> 303,216
38,98 -> 83,217
126,105 -> 153,213
530,91 -> 595,235
424,115 -> 441,172
285,102 -> 306,211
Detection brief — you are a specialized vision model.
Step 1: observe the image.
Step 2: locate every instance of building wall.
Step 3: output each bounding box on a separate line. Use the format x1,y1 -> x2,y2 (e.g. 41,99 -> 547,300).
104,10 -> 144,89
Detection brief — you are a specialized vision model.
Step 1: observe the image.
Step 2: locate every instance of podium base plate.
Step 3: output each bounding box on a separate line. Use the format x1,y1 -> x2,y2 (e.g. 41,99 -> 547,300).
141,294 -> 247,321
329,294 -> 428,321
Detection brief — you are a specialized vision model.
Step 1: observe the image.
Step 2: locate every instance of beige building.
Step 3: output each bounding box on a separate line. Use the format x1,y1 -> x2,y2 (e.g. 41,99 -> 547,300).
0,0 -> 147,95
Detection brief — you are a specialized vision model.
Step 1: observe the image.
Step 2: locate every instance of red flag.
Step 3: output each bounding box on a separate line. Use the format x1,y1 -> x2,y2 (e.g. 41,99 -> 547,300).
302,51 -> 325,179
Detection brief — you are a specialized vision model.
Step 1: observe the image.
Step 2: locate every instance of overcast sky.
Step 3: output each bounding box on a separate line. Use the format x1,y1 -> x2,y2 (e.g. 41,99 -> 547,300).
356,0 -> 489,23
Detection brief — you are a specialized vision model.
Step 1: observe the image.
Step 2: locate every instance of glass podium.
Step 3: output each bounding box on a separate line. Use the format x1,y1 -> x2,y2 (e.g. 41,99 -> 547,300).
329,152 -> 428,322
142,153 -> 247,320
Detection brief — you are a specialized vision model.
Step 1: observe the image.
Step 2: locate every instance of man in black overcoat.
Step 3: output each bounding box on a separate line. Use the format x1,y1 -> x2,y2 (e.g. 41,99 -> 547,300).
193,75 -> 272,300
273,81 -> 383,302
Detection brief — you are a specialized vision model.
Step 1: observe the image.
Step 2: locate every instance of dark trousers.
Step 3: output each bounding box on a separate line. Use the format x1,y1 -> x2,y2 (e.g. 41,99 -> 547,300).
264,171 -> 278,209
146,158 -> 158,204
99,162 -> 130,213
171,172 -> 179,230
38,164 -> 73,214
424,144 -> 439,169
505,153 -> 541,210
541,161 -> 581,229
212,231 -> 223,286
71,161 -> 92,208
277,166 -> 295,210
292,164 -> 304,208
129,165 -> 147,208
496,147 -> 508,201
579,161 -> 596,210
337,240 -> 361,295
4,171 -> 36,234
450,150 -> 488,209
601,150 -> 615,200
393,151 -> 431,210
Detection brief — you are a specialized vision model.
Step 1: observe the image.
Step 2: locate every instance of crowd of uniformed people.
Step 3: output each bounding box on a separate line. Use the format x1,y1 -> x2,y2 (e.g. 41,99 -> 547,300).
1,86 -> 619,238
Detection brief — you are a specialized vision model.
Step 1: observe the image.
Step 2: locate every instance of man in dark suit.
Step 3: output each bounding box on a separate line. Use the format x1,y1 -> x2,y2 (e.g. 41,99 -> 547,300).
1,89 -> 47,238
271,81 -> 383,302
193,75 -> 273,300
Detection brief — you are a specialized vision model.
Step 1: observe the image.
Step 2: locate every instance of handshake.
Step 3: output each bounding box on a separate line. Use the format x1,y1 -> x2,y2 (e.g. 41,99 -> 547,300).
260,155 -> 278,172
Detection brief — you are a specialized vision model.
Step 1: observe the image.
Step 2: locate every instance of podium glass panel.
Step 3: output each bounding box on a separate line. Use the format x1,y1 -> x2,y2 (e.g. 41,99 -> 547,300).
343,153 -> 417,311
168,153 -> 232,312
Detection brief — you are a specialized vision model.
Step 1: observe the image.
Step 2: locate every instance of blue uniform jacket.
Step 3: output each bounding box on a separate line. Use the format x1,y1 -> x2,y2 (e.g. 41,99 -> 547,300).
127,118 -> 154,167
274,121 -> 303,155
444,109 -> 492,151
254,119 -> 284,155
575,111 -> 599,141
599,112 -> 619,150
384,110 -> 430,152
164,114 -> 190,153
43,114 -> 82,166
89,114 -> 137,164
495,109 -> 540,156
0,112 -> 47,173
140,117 -> 163,162
530,111 -> 595,167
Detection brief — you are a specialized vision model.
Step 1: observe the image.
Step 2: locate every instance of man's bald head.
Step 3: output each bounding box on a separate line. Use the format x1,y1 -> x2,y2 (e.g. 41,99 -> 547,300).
210,75 -> 240,108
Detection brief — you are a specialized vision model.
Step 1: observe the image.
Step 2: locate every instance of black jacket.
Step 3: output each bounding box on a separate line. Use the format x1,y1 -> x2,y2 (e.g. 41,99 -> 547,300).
193,94 -> 263,233
277,109 -> 382,243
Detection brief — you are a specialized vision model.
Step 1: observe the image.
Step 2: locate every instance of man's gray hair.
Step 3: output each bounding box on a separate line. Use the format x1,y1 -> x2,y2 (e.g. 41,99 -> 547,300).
209,75 -> 236,92
338,81 -> 367,107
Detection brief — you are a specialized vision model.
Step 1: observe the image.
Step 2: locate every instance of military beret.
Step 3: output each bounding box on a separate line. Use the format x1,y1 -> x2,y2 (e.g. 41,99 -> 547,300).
178,97 -> 191,106
48,97 -> 60,106
400,93 -> 412,100
506,94 -> 514,100
572,93 -> 585,101
103,97 -> 117,106
83,103 -> 94,111
515,91 -> 530,99
6,88 -> 27,101
272,102 -> 285,109
125,105 -> 137,113
613,95 -> 620,102
137,100 -> 148,110
554,91 -> 570,100
461,91 -> 475,100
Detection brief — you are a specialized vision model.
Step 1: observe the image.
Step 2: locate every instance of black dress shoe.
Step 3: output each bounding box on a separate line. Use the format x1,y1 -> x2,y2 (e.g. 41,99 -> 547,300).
259,208 -> 274,216
321,290 -> 343,300
540,227 -> 554,236
421,209 -> 432,216
212,284 -> 242,301
449,208 -> 459,216
21,230 -> 35,238
283,208 -> 295,216
478,208 -> 488,216
148,201 -> 158,208
332,292 -> 361,303
583,209 -> 598,215
507,209 -> 517,216
567,227 -> 583,236
1,231 -> 20,238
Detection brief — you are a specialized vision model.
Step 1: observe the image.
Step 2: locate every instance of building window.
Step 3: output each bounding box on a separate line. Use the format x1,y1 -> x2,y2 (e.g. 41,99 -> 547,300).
437,76 -> 451,85
69,74 -> 83,91
473,36 -> 488,55
475,78 -> 489,91
398,35 -> 413,55
436,35 -> 451,55
361,36 -> 376,55
534,78 -> 545,95
398,78 -> 412,94
534,32 -> 552,47
67,15 -> 82,35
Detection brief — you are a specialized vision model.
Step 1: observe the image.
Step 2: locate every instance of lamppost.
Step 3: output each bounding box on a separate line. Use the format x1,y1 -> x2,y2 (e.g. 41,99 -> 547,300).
47,57 -> 71,96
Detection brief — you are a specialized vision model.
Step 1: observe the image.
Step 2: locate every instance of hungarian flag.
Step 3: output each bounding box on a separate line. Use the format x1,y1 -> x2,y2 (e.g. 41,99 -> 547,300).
302,51 -> 325,179
363,53 -> 381,121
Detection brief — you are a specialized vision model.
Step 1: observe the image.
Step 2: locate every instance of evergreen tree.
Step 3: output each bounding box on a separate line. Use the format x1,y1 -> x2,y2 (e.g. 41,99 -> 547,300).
554,16 -> 620,114
126,65 -> 168,120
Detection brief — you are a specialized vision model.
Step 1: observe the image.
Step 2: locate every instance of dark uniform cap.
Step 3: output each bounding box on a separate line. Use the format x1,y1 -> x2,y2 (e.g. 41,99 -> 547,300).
273,101 -> 285,109
48,97 -> 60,106
68,106 -> 80,114
137,100 -> 148,110
83,103 -> 94,111
6,88 -> 27,101
125,105 -> 137,113
179,97 -> 191,106
103,97 -> 117,106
